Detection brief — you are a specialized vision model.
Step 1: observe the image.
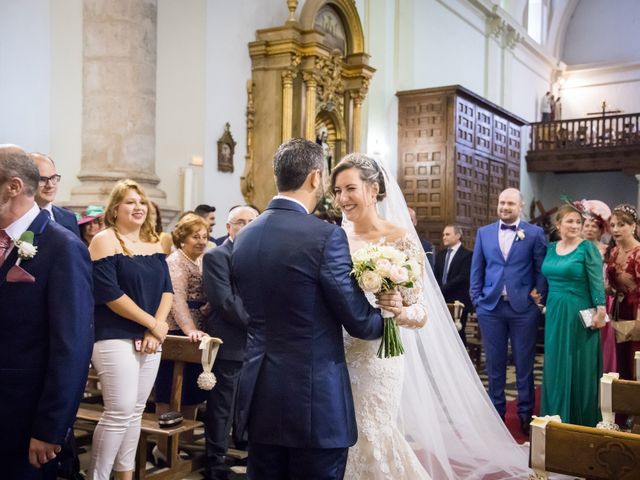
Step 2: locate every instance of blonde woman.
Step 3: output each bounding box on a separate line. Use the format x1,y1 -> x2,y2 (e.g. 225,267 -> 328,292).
88,179 -> 173,480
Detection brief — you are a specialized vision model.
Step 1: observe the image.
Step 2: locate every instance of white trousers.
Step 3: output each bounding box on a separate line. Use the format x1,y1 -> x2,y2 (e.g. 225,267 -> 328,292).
88,339 -> 161,480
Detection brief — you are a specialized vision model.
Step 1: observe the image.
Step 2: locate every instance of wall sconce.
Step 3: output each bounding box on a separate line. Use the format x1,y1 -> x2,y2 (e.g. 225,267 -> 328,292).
190,155 -> 203,166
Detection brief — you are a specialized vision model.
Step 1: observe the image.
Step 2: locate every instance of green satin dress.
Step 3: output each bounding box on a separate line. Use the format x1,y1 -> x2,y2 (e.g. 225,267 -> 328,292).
541,240 -> 605,426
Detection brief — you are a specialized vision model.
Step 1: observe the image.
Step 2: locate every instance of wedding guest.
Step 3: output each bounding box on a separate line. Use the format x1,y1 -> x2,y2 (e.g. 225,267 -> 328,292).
540,91 -> 552,122
470,188 -> 547,436
31,152 -> 80,237
88,179 -> 172,480
150,201 -> 172,255
408,207 -> 434,267
202,205 -> 259,480
433,224 -> 472,345
77,205 -> 105,247
0,145 -> 93,480
194,204 -> 217,247
606,204 -> 640,381
152,213 -> 210,465
541,205 -> 605,426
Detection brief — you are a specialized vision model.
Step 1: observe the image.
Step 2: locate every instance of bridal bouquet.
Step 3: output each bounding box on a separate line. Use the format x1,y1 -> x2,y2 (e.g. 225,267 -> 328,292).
351,244 -> 418,358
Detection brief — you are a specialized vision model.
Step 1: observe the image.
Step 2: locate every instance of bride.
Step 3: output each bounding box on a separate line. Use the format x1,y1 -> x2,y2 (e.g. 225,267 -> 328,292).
330,153 -> 530,479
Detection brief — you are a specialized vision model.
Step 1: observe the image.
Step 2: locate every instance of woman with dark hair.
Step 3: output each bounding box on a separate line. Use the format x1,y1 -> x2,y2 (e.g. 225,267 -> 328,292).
150,201 -> 173,254
77,205 -> 106,247
606,204 -> 640,380
541,204 -> 606,426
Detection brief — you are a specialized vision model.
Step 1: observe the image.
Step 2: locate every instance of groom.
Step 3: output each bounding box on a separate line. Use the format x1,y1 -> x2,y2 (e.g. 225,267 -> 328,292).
232,138 -> 400,479
470,188 -> 547,436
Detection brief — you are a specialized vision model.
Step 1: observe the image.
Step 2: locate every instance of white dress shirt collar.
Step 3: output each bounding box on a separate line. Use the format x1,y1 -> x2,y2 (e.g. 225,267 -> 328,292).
273,195 -> 309,214
3,202 -> 42,241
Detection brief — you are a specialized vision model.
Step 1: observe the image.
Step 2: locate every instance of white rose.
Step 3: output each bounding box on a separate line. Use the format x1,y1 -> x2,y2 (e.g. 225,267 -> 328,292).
375,258 -> 392,276
389,265 -> 409,284
352,246 -> 372,263
360,270 -> 383,293
17,242 -> 37,259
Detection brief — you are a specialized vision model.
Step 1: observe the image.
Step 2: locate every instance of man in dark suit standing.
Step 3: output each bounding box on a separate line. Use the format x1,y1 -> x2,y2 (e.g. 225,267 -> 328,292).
470,188 -> 547,436
433,224 -> 472,345
31,153 -> 80,238
202,204 -> 259,480
231,138 -> 401,479
0,145 -> 94,480
408,207 -> 434,268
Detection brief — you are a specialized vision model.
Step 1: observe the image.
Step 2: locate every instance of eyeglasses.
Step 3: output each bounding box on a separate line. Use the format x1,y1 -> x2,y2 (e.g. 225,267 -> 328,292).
39,174 -> 61,185
229,219 -> 253,227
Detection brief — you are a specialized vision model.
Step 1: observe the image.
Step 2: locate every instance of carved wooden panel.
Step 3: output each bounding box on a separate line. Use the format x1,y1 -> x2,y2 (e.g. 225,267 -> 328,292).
455,97 -> 474,148
492,116 -> 508,160
508,122 -> 521,164
398,86 -> 524,248
474,107 -> 492,154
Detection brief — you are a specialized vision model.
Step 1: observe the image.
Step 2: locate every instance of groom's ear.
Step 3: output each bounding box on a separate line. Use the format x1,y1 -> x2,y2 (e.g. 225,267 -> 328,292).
308,169 -> 321,190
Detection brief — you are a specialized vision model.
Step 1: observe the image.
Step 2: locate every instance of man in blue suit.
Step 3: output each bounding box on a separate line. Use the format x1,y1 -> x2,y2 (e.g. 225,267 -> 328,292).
232,139 -> 399,480
0,145 -> 94,480
31,153 -> 81,238
470,188 -> 547,437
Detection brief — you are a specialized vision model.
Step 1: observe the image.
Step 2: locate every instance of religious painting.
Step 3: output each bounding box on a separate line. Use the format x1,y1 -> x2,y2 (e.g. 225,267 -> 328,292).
217,123 -> 236,173
314,5 -> 347,54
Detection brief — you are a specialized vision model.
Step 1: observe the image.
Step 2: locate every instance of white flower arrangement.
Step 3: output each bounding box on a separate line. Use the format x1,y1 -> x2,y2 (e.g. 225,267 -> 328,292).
516,228 -> 525,241
13,230 -> 37,263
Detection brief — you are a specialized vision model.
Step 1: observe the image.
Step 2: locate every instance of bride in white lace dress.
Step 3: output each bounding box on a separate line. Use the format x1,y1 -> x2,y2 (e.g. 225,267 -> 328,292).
331,154 -> 531,480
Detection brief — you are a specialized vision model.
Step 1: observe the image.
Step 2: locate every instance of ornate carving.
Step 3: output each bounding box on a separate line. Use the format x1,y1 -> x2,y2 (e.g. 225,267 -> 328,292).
217,123 -> 236,173
241,81 -> 255,201
595,441 -> 636,478
315,52 -> 345,114
486,5 -> 521,50
286,0 -> 298,23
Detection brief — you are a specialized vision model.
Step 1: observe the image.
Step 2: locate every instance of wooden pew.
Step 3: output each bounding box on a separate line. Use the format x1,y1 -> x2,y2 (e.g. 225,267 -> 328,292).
76,335 -> 222,480
529,417 -> 640,479
601,372 -> 640,434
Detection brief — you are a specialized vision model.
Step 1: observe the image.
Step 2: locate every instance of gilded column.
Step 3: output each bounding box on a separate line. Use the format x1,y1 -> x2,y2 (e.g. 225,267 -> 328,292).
352,93 -> 364,153
281,71 -> 294,142
303,72 -> 318,141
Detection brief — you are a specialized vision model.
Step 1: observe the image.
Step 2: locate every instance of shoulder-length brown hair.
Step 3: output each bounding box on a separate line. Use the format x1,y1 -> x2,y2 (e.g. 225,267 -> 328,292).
104,179 -> 159,255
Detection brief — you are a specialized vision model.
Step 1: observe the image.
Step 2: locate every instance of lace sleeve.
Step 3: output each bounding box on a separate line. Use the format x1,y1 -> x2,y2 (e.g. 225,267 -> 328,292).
395,236 -> 428,328
166,254 -> 198,333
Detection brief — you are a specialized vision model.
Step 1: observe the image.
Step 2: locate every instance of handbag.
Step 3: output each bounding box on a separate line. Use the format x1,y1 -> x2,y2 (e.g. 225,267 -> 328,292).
578,308 -> 610,329
611,319 -> 640,343
158,411 -> 183,428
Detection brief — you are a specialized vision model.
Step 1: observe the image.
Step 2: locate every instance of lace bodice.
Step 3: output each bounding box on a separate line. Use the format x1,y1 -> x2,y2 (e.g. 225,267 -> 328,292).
165,249 -> 210,332
344,234 -> 431,479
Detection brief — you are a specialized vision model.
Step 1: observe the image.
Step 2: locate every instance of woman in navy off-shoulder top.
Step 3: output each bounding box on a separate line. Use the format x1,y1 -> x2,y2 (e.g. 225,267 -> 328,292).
87,180 -> 173,480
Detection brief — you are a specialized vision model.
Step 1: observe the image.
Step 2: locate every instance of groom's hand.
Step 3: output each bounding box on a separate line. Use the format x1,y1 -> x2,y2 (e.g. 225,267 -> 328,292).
377,291 -> 404,317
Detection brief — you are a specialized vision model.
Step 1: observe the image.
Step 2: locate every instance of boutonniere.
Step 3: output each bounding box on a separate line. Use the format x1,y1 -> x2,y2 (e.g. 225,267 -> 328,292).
7,231 -> 36,283
515,228 -> 525,241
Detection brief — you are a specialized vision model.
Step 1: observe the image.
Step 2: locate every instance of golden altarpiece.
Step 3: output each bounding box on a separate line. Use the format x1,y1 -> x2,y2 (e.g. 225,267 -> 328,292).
240,0 -> 374,209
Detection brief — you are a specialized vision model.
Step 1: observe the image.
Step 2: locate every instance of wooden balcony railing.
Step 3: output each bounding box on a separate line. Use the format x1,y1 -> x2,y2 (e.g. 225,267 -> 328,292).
529,112 -> 640,152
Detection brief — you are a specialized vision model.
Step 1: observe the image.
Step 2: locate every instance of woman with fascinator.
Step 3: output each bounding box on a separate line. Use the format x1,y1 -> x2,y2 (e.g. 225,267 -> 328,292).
331,154 -> 530,479
606,204 -> 640,382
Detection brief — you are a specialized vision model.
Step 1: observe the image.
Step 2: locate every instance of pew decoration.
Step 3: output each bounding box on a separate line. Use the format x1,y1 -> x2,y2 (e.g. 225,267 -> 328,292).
197,336 -> 222,391
529,415 -> 563,480
597,372 -> 621,431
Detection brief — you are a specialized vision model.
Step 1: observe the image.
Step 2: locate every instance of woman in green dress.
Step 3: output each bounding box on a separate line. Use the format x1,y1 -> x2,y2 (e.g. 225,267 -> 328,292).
541,204 -> 607,426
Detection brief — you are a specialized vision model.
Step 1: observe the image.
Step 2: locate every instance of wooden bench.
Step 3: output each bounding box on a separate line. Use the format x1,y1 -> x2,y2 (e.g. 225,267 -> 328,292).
529,417 -> 640,479
601,372 -> 640,434
76,335 -> 222,480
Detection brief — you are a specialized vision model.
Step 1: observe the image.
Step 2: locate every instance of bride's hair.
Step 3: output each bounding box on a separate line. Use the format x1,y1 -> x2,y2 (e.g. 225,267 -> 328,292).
330,153 -> 386,201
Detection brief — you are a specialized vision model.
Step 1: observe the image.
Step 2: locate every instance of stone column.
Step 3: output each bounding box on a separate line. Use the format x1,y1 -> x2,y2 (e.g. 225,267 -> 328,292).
70,0 -> 166,206
351,92 -> 364,153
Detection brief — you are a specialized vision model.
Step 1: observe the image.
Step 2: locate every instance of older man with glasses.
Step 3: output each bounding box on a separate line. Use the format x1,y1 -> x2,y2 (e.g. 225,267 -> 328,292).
30,153 -> 80,238
202,205 -> 259,480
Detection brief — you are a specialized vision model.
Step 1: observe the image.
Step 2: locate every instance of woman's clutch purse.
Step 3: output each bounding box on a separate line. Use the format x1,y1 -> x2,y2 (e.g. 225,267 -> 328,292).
158,411 -> 184,428
579,308 -> 610,328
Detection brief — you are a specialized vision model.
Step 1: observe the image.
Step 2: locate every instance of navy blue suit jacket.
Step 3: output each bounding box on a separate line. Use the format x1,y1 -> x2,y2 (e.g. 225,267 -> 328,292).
470,221 -> 547,313
231,198 -> 383,449
203,238 -> 248,362
52,205 -> 81,238
0,210 -> 94,457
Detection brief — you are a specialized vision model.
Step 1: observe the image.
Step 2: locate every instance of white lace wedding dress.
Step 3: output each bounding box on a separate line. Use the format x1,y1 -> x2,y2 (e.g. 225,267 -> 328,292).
344,235 -> 431,480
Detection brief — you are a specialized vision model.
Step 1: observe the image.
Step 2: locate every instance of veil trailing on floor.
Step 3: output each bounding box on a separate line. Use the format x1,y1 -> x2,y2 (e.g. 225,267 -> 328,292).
353,160 -> 531,479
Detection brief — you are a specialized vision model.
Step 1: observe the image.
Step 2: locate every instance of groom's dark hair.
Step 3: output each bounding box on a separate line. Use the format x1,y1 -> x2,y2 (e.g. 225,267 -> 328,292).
273,138 -> 324,192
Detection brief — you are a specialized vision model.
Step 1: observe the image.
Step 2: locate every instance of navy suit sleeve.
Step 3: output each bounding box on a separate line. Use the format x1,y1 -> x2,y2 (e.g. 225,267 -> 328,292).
470,230 -> 486,306
203,248 -> 249,330
319,228 -> 383,340
32,237 -> 94,444
532,227 -> 548,300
